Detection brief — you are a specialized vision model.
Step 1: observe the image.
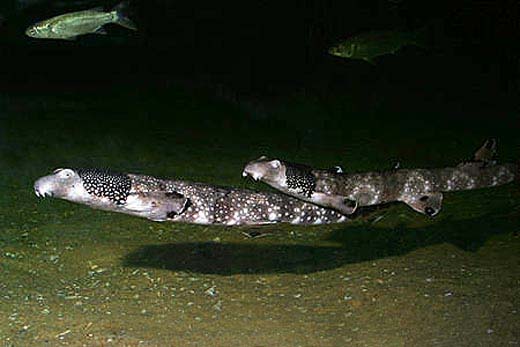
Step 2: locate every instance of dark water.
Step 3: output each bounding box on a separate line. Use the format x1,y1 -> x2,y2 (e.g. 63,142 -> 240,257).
0,1 -> 519,346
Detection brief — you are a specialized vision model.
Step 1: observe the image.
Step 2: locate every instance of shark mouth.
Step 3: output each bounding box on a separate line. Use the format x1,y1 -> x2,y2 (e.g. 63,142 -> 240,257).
34,188 -> 53,198
242,170 -> 261,181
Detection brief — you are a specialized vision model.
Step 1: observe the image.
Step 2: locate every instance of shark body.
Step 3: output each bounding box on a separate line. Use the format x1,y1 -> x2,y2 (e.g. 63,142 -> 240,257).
34,168 -> 348,226
243,139 -> 518,216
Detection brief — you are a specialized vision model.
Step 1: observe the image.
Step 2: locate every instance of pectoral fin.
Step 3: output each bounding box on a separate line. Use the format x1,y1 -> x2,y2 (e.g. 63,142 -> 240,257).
401,192 -> 443,217
126,192 -> 190,221
94,27 -> 108,35
334,197 -> 358,215
312,192 -> 358,215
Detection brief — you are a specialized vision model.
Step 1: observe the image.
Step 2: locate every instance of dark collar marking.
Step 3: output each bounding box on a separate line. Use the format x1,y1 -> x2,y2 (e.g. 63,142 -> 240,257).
285,162 -> 316,198
77,168 -> 131,205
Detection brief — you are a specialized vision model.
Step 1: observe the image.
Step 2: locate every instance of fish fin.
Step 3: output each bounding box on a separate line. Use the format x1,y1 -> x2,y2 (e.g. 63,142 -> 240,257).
313,192 -> 358,215
473,138 -> 497,164
163,192 -> 191,219
458,138 -> 497,168
408,24 -> 433,50
89,6 -> 105,12
127,192 -> 190,221
363,57 -> 376,65
94,27 -> 107,35
327,166 -> 344,174
337,197 -> 358,215
401,192 -> 443,217
112,1 -> 137,31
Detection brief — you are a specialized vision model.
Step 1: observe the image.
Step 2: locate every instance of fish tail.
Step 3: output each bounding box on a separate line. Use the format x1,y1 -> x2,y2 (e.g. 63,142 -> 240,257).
410,18 -> 443,50
410,28 -> 429,50
112,1 -> 137,31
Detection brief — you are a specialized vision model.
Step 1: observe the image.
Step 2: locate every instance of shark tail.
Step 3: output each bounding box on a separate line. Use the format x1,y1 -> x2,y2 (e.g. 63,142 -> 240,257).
112,1 -> 137,31
441,138 -> 516,192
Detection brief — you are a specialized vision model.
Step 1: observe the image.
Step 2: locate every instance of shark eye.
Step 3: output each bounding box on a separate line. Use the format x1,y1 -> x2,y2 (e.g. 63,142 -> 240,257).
270,160 -> 281,169
56,168 -> 74,179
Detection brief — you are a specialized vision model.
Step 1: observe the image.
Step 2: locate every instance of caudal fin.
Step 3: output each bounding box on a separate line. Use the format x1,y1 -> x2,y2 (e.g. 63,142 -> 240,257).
112,1 -> 137,31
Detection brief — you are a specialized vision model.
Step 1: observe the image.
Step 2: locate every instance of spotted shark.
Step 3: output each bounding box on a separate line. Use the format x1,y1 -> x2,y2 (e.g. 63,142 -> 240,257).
242,139 -> 518,216
34,168 -> 347,226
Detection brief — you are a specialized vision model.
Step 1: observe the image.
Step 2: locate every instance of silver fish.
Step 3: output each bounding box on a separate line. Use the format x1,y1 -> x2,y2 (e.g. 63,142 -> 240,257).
25,1 -> 137,40
243,139 -> 518,216
328,30 -> 423,64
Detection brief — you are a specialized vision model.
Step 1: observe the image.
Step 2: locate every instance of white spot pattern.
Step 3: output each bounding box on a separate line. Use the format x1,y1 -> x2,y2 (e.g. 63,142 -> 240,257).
129,174 -> 347,226
78,168 -> 131,205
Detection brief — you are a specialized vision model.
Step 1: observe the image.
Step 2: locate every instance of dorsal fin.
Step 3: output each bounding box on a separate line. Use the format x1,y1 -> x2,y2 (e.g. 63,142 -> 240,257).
473,138 -> 497,163
89,6 -> 105,12
458,138 -> 498,168
326,166 -> 344,174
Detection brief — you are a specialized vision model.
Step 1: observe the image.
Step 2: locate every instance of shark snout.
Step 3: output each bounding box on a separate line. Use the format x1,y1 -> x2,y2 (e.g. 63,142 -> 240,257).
242,168 -> 261,181
34,188 -> 53,198
34,177 -> 54,198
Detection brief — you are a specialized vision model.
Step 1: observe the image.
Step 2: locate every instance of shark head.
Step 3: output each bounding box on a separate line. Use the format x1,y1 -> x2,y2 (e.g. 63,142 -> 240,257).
242,156 -> 287,186
34,168 -> 131,205
35,168 -> 85,201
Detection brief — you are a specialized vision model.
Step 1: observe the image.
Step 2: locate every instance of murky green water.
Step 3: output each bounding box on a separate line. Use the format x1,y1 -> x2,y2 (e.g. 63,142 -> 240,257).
1,87 -> 519,346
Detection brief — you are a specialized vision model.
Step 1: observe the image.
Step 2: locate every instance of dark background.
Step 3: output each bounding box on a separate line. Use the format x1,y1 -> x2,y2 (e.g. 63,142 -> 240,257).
0,0 -> 518,101
1,3 -> 519,345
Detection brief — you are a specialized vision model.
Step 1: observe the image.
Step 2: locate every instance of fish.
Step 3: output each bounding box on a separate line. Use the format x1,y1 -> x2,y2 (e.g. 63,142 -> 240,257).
242,139 -> 518,216
25,1 -> 137,40
34,168 -> 348,226
328,30 -> 424,64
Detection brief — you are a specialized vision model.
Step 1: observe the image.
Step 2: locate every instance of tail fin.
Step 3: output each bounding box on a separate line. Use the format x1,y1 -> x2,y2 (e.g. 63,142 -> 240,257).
112,1 -> 137,31
410,17 -> 445,50
410,29 -> 428,50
